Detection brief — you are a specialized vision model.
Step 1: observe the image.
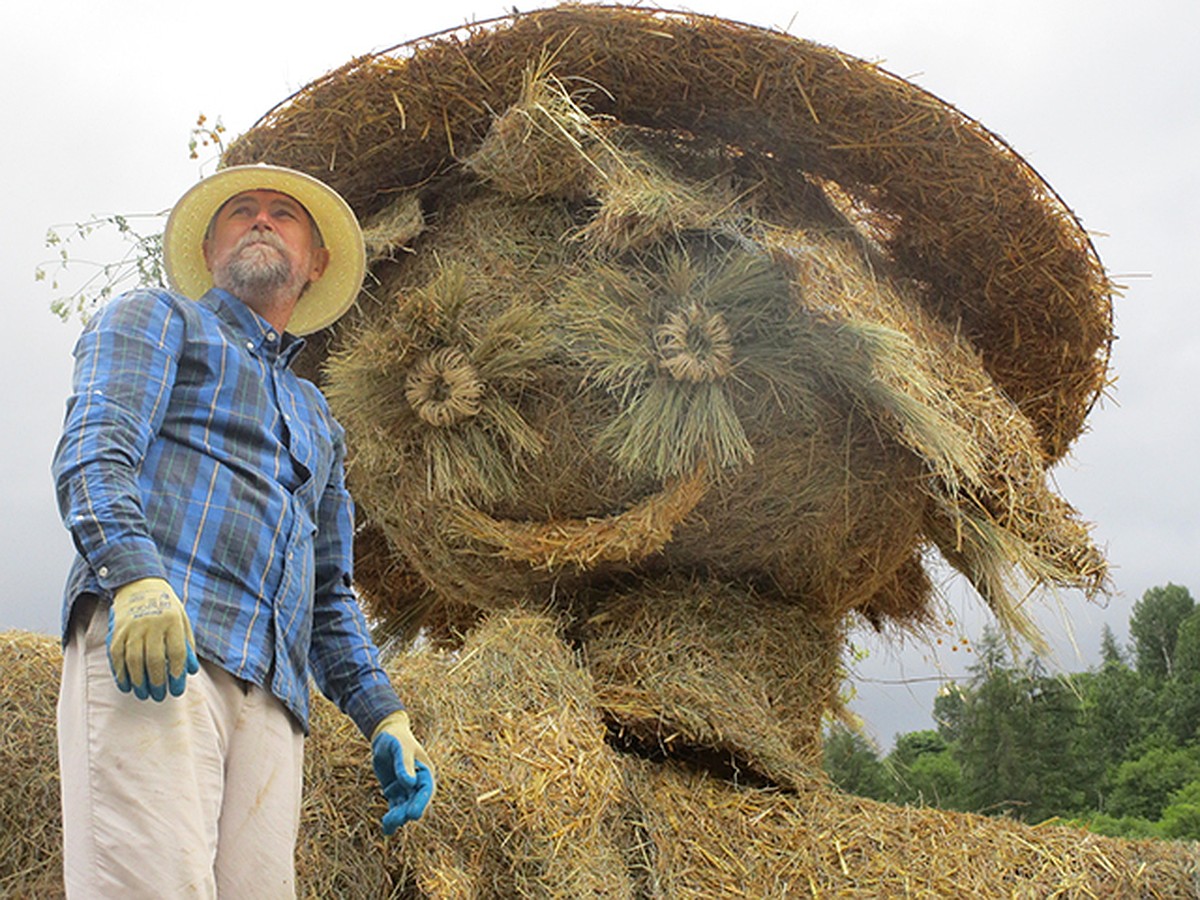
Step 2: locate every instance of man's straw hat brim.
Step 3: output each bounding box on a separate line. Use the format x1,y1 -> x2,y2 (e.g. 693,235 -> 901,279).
163,164 -> 366,335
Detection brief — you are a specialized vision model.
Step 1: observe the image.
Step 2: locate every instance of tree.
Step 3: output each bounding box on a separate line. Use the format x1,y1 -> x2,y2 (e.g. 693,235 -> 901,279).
1172,609 -> 1200,681
1156,609 -> 1200,744
956,630 -> 1029,816
956,628 -> 1084,822
1160,780 -> 1200,841
823,724 -> 890,800
903,751 -> 965,811
886,730 -> 964,810
1129,584 -> 1195,679
1073,633 -> 1156,807
1106,746 -> 1200,821
932,681 -> 966,744
1156,684 -> 1200,748
1076,811 -> 1161,840
1099,624 -> 1125,667
891,729 -> 946,765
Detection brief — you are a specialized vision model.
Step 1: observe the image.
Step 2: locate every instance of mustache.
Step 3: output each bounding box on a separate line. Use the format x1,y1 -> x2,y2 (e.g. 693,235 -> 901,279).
234,230 -> 288,254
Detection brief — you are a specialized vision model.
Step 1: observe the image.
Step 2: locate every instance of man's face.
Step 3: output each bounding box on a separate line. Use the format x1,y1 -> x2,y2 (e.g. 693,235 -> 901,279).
202,190 -> 329,306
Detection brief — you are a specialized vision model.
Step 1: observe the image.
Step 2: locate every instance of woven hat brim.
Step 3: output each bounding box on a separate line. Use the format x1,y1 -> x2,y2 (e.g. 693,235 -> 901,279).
162,164 -> 366,335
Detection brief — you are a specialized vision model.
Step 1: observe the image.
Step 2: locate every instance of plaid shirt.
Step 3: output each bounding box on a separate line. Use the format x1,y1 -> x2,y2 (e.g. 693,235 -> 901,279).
53,287 -> 403,736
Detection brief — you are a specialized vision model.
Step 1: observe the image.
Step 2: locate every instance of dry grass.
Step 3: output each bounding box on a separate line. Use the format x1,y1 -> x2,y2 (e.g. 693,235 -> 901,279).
580,577 -> 839,791
0,632 -> 64,898
226,4 -> 1111,463
5,628 -> 1197,898
30,9 -> 1146,894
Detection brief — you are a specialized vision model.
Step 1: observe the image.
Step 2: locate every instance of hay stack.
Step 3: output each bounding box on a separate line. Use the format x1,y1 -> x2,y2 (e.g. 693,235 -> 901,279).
33,5 -> 1130,894
0,632 -> 63,897
5,630 -> 1199,897
223,5 -> 1109,652
222,11 -> 1123,857
228,5 -> 1110,462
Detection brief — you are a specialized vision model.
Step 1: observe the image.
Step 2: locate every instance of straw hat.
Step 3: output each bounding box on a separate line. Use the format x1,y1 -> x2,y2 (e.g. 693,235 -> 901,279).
225,6 -> 1112,459
163,163 -> 366,335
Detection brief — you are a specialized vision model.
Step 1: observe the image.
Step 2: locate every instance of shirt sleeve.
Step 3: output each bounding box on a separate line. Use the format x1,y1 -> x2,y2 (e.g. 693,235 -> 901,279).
307,410 -> 405,739
52,291 -> 182,593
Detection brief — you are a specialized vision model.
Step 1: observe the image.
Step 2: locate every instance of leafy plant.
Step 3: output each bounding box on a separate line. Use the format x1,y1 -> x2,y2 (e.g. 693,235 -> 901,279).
38,113 -> 225,323
38,213 -> 168,323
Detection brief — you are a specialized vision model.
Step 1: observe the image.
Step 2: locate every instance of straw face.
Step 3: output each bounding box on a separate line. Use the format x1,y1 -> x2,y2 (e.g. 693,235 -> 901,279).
197,12 -> 1129,888
224,6 -> 1116,650
217,5 -> 1114,715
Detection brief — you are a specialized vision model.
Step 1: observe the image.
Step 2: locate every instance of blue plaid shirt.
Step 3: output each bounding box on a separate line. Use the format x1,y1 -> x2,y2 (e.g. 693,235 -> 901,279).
53,287 -> 403,737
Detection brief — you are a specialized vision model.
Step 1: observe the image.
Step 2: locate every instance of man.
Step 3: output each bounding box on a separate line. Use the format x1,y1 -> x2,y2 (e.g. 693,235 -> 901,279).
53,164 -> 434,897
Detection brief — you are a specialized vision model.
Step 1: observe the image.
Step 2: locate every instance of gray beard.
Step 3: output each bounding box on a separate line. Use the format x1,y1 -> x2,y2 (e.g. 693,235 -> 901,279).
214,232 -> 314,309
215,232 -> 305,302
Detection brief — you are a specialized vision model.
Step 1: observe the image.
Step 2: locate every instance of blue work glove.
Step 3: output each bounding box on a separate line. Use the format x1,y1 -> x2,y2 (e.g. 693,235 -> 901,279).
371,710 -> 435,833
107,577 -> 200,701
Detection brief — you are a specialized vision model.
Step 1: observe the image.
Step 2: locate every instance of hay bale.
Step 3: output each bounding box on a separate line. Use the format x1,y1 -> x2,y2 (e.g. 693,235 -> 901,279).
226,4 -> 1111,463
6,630 -> 1198,898
626,759 -> 1200,898
0,631 -> 64,898
580,577 -> 840,790
386,610 -> 637,898
220,6 -> 1108,659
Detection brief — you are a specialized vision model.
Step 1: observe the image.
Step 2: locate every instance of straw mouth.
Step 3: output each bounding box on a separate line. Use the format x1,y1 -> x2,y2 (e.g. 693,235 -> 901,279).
449,463 -> 709,570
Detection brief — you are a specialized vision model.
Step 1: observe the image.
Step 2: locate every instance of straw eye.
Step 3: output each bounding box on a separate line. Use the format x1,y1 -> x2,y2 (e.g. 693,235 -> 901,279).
404,347 -> 485,427
654,304 -> 734,383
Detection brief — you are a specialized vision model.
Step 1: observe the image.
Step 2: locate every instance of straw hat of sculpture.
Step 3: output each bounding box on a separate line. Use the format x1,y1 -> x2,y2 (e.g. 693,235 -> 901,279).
225,5 -> 1112,646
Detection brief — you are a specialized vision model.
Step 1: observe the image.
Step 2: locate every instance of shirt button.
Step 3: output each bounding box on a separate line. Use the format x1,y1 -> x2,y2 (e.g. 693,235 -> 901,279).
98,566 -> 109,578
267,331 -> 278,342
246,340 -> 255,351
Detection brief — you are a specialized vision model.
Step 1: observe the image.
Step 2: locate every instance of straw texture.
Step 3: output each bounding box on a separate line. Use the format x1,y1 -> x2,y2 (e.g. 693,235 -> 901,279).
6,629 -> 1198,898
5,8 -> 1136,895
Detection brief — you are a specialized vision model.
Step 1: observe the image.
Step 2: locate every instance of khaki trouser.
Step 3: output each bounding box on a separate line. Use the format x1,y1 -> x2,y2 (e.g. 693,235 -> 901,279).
57,597 -> 304,899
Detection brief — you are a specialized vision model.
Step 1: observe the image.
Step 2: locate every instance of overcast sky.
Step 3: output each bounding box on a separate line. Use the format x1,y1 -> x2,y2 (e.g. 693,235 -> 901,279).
4,0 -> 1197,747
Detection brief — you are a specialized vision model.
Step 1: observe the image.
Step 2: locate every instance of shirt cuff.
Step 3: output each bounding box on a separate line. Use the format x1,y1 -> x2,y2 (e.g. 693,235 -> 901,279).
345,682 -> 406,741
84,536 -> 168,593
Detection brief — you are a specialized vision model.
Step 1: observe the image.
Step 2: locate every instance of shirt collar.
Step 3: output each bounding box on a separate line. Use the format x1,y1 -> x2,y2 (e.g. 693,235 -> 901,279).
199,288 -> 307,367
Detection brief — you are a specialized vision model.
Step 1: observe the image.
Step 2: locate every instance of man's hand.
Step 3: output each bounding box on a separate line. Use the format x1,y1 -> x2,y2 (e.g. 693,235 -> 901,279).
107,577 -> 200,701
371,710 -> 435,833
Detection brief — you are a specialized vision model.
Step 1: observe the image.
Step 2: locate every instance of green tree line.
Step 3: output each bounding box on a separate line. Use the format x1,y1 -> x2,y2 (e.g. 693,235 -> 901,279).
825,583 -> 1200,840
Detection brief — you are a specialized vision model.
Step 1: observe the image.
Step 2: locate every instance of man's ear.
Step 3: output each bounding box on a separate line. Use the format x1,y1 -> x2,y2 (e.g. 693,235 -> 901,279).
201,238 -> 215,273
308,247 -> 331,283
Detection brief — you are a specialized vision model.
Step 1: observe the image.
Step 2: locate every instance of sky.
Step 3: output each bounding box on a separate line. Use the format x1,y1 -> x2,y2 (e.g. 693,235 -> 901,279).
3,0 -> 1197,748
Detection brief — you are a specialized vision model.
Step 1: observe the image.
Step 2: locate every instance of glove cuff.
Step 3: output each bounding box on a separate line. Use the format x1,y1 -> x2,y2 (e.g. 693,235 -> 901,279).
371,708 -> 410,742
